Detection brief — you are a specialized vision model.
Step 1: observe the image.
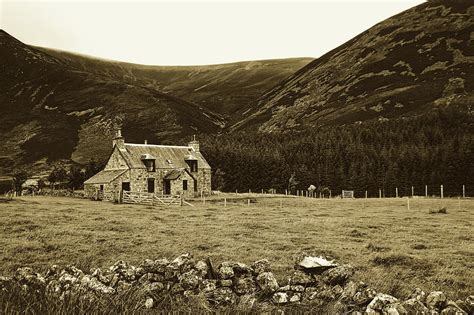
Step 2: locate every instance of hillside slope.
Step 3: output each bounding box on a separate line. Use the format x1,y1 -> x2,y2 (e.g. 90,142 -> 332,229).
0,30 -> 223,176
232,0 -> 474,132
38,48 -> 312,119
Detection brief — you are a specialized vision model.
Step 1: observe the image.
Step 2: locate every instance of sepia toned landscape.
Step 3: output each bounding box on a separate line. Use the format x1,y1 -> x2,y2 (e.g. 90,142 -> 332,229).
1,0 -> 473,313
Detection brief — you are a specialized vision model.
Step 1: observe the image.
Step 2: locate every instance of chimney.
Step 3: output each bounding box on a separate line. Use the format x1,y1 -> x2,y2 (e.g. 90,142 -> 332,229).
144,139 -> 148,145
188,134 -> 200,152
112,128 -> 125,150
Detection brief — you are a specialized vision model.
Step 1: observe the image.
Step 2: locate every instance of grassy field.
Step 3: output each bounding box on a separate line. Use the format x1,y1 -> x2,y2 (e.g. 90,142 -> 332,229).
0,195 -> 472,300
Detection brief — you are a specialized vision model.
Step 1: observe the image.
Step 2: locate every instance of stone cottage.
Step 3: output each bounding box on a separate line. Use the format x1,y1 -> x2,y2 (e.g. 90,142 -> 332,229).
84,130 -> 211,199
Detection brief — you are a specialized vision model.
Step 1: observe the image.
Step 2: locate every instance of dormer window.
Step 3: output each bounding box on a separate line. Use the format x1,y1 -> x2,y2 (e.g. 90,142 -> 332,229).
188,160 -> 198,172
145,160 -> 155,172
140,154 -> 156,172
185,153 -> 198,172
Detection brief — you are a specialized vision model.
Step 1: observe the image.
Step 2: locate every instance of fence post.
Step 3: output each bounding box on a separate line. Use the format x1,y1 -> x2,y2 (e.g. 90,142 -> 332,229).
261,189 -> 264,194
329,190 -> 332,198
441,185 -> 444,199
247,199 -> 250,207
462,185 -> 465,198
224,197 -> 227,208
285,189 -> 288,196
379,189 -> 382,199
425,185 -> 428,197
365,190 -> 368,199
395,187 -> 398,198
411,186 -> 414,197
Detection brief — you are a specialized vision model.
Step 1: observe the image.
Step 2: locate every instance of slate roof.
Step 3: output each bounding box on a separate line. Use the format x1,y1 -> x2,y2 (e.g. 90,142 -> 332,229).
84,169 -> 127,184
164,169 -> 182,180
120,144 -> 211,169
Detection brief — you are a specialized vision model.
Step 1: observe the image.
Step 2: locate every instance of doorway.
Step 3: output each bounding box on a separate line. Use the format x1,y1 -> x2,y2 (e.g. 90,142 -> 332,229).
164,180 -> 171,195
122,182 -> 130,192
147,178 -> 155,193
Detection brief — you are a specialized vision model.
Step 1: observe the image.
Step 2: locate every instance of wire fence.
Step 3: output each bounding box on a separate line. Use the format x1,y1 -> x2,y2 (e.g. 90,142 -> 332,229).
227,184 -> 472,199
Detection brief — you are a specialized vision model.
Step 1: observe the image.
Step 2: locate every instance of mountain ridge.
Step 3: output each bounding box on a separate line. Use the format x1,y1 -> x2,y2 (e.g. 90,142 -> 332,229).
231,0 -> 474,132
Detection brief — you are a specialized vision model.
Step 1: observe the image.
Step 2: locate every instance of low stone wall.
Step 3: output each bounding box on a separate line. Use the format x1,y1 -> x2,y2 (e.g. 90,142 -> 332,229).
1,253 -> 472,314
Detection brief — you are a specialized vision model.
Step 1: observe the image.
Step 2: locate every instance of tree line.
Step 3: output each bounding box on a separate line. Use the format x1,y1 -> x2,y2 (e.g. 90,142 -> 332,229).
201,108 -> 474,197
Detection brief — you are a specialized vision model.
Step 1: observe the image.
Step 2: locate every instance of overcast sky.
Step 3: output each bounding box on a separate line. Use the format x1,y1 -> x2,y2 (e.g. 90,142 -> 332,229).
1,0 -> 424,65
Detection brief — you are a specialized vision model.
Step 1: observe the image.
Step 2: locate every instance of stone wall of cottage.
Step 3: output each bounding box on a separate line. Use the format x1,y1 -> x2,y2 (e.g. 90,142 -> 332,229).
126,168 -> 210,197
169,171 -> 195,197
193,168 -> 212,195
84,171 -> 130,200
104,148 -> 128,170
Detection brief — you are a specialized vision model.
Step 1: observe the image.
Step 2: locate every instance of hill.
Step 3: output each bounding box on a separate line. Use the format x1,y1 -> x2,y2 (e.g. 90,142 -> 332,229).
232,0 -> 474,132
38,47 -> 312,120
0,29 -> 311,176
0,30 -> 224,176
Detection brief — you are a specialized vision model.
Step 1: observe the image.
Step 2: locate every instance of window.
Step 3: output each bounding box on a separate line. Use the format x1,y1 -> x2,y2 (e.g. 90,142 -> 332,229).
186,160 -> 198,172
99,184 -> 104,191
145,160 -> 155,172
183,180 -> 188,191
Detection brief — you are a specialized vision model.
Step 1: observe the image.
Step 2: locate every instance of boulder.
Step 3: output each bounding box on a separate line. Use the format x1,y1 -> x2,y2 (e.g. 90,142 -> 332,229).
15,267 -> 46,286
139,259 -> 155,273
152,258 -> 170,273
80,275 -> 115,294
289,293 -> 302,303
353,288 -> 377,305
217,262 -> 235,280
144,297 -> 154,309
366,293 -> 398,313
256,272 -> 279,293
409,287 -> 426,302
179,271 -> 200,290
143,282 -> 164,294
426,291 -> 447,310
402,298 -> 430,313
290,285 -> 305,292
340,281 -> 358,302
296,256 -> 337,273
194,260 -> 209,278
321,265 -> 354,286
234,277 -> 255,295
200,279 -> 217,294
212,287 -> 236,305
440,301 -> 468,315
290,270 -> 314,285
272,292 -> 288,304
251,259 -> 271,274
169,253 -> 192,270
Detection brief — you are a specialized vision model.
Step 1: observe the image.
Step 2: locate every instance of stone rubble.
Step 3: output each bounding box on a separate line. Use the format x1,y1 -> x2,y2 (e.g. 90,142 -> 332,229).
0,253 -> 472,313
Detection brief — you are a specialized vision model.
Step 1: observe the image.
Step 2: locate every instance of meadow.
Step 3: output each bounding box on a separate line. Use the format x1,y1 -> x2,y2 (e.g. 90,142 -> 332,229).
0,195 -> 472,301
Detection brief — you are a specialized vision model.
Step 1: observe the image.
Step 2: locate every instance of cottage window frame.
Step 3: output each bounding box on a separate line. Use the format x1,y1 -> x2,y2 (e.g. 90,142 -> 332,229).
145,160 -> 155,172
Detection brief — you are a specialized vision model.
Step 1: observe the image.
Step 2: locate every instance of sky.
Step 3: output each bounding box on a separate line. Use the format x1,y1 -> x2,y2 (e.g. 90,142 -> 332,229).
0,0 -> 424,66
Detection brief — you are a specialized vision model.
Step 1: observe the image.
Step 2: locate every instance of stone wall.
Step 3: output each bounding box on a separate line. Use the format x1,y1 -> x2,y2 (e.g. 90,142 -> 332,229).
1,253 -> 472,313
104,147 -> 128,170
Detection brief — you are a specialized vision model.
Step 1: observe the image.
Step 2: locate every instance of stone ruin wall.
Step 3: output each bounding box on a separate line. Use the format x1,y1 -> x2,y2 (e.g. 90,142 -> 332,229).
1,253 -> 472,314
